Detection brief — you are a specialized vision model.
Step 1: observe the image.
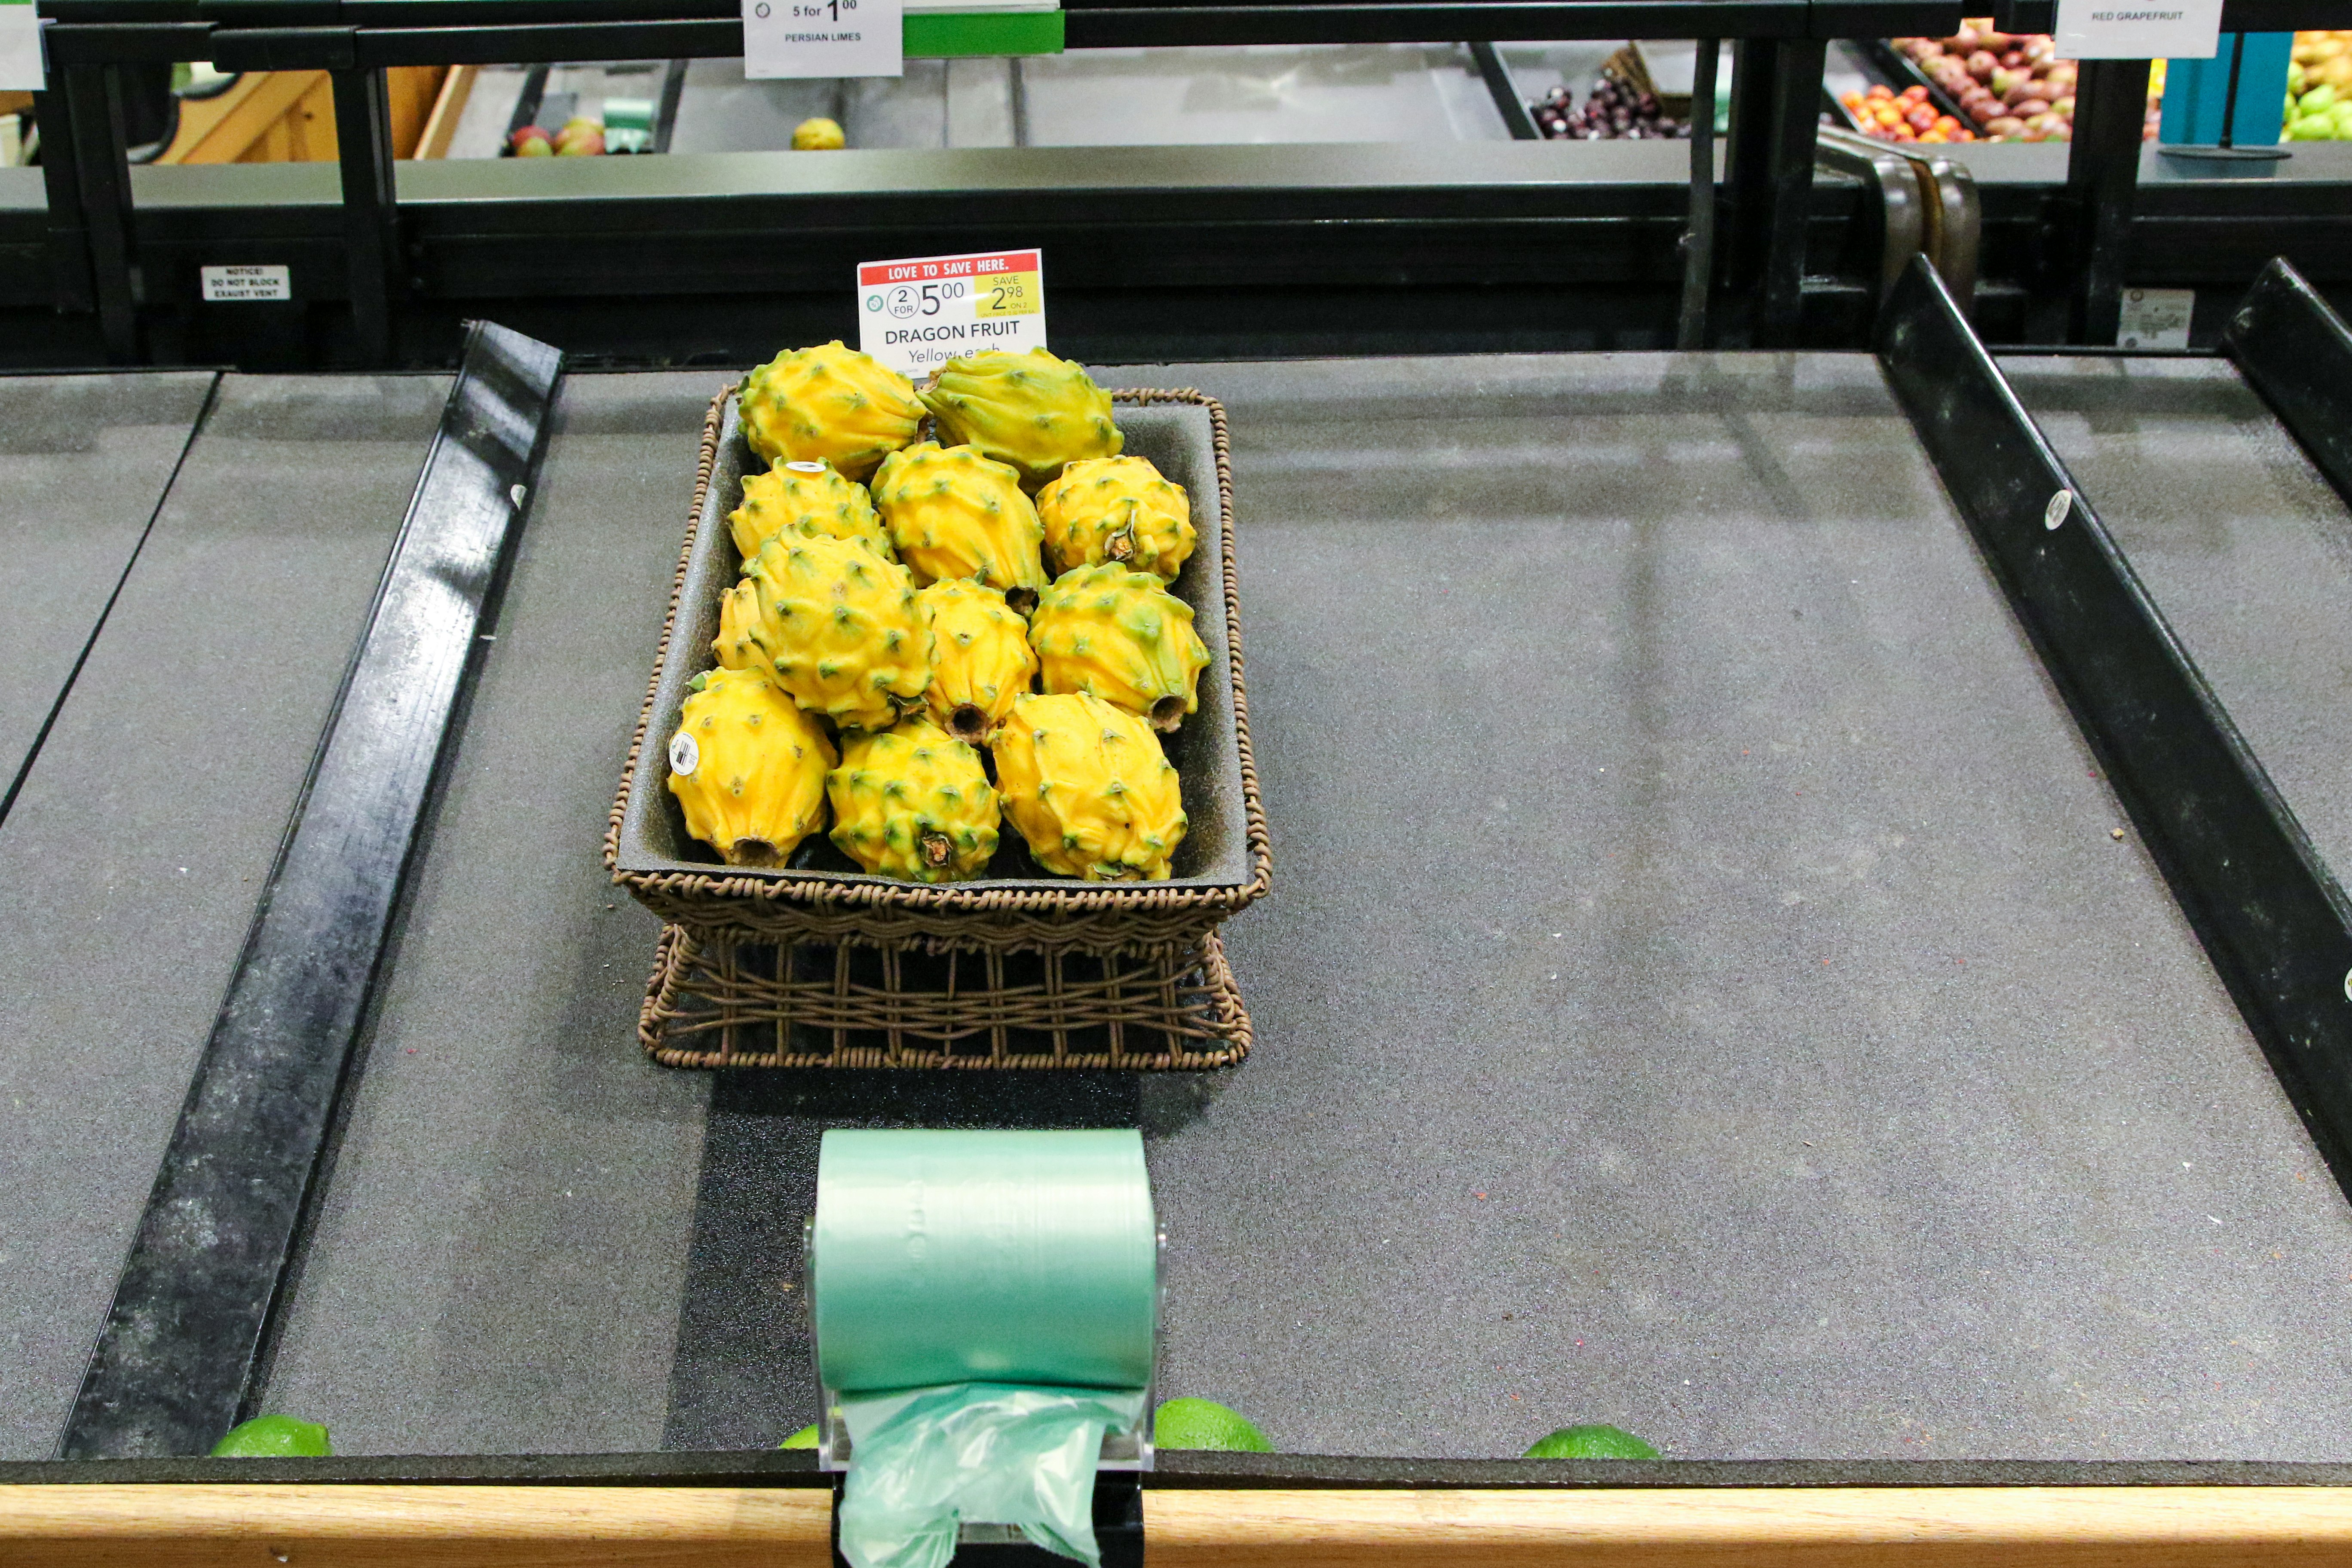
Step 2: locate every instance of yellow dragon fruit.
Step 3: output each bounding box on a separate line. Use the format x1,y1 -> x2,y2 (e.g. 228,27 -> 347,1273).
738,341 -> 922,480
1029,564 -> 1210,732
993,693 -> 1186,881
916,579 -> 1037,744
869,441 -> 1049,609
917,348 -> 1122,490
827,718 -> 1001,882
730,459 -> 894,563
667,667 -> 836,867
1035,456 -> 1196,580
715,533 -> 931,731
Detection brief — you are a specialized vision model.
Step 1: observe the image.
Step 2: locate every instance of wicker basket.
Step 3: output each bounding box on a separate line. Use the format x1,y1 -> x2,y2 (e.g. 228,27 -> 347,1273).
640,924 -> 1251,1070
604,385 -> 1271,958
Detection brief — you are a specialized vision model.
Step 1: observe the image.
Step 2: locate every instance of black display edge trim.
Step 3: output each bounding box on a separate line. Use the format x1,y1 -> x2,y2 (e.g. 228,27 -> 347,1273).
55,321 -> 567,1460
2224,257 -> 2352,514
1877,253 -> 2352,1209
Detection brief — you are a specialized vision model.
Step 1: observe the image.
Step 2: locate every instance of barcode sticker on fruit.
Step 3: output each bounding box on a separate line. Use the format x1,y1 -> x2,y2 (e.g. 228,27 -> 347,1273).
858,249 -> 1047,377
743,0 -> 902,80
669,732 -> 700,777
2054,0 -> 2220,60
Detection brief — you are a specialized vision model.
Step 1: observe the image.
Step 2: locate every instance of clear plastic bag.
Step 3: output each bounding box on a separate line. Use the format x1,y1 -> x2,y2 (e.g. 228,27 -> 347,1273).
835,1382 -> 1149,1568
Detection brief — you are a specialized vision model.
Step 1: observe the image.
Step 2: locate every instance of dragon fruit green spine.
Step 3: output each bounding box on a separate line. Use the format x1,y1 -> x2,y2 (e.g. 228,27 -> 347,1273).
916,348 -> 1123,490
668,667 -> 837,868
916,579 -> 1038,744
737,341 -> 923,480
1035,456 -> 1197,580
714,533 -> 932,731
1028,563 -> 1210,732
827,718 -> 1001,882
869,441 -> 1050,609
730,459 -> 894,564
993,693 -> 1186,881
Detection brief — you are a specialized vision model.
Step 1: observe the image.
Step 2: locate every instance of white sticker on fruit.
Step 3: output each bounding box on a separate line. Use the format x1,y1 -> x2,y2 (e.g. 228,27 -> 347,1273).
2116,286 -> 2194,349
743,0 -> 901,80
1,0 -> 44,92
201,265 -> 292,302
669,731 -> 700,777
857,249 -> 1046,378
2054,0 -> 2220,60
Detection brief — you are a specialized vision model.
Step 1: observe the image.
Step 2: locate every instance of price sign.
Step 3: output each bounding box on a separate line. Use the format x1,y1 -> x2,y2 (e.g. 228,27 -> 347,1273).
858,249 -> 1048,378
743,0 -> 902,80
2054,0 -> 2220,60
1,0 -> 42,92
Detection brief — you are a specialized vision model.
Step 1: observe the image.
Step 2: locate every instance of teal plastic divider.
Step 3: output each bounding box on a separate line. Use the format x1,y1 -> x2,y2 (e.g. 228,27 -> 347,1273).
2159,34 -> 2293,146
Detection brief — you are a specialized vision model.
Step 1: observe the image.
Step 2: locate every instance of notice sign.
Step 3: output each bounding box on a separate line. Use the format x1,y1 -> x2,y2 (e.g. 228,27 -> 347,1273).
2055,0 -> 2220,60
2117,286 -> 2195,349
744,0 -> 902,80
202,265 -> 292,302
858,249 -> 1046,377
1,0 -> 41,92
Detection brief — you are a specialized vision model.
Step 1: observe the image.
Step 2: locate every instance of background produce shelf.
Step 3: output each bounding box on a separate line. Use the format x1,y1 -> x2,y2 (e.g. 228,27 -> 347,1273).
5,348 -> 2352,1467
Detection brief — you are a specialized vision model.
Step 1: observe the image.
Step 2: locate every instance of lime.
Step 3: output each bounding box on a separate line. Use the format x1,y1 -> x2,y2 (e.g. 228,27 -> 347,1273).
778,1424 -> 821,1450
1152,1397 -> 1273,1453
1524,1424 -> 1659,1460
211,1415 -> 332,1458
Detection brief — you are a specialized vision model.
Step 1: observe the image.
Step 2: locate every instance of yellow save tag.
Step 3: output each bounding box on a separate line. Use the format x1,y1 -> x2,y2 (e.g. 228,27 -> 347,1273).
975,271 -> 1041,319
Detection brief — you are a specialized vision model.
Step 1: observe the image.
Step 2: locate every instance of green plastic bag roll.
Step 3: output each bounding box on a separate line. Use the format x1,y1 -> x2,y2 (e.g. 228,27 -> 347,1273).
813,1128 -> 1158,1395
813,1129 -> 1159,1568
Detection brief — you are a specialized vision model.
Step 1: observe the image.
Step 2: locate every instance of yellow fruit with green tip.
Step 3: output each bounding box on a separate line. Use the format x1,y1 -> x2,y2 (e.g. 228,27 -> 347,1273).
917,348 -> 1122,490
827,718 -> 1001,882
738,341 -> 922,480
731,459 -> 892,563
870,441 -> 1049,607
917,579 -> 1038,743
993,692 -> 1186,881
1035,455 -> 1197,580
1029,564 -> 1209,732
792,116 -> 845,150
668,667 -> 836,867
715,533 -> 931,731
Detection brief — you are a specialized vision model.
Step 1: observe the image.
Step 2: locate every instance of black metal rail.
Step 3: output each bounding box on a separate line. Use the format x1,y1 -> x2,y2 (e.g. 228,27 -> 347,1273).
2226,257 -> 2352,512
1880,252 -> 2352,1208
58,321 -> 563,1458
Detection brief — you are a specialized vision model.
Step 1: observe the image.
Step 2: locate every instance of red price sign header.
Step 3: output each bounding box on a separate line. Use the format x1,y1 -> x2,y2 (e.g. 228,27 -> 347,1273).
858,250 -> 1039,288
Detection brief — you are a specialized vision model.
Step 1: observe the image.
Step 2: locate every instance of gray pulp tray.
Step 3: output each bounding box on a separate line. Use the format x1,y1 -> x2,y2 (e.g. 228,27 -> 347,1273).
610,389 -> 1259,940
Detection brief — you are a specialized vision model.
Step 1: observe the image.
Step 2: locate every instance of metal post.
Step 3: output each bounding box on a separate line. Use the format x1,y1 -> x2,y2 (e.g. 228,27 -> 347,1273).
1677,40 -> 1718,350
31,89 -> 96,317
2065,57 -> 2150,346
1722,37 -> 1826,348
331,67 -> 402,367
61,65 -> 139,363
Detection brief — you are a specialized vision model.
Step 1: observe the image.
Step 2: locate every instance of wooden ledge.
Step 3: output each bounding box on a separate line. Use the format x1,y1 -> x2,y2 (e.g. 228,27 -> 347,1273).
9,1483 -> 2352,1565
1142,1487 -> 2352,1565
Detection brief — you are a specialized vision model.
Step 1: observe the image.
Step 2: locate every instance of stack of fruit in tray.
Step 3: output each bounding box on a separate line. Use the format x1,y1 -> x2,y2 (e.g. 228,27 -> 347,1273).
1887,20 -> 2165,143
1529,73 -> 1690,139
2286,31 -> 2352,140
1839,83 -> 1978,143
667,343 -> 1208,885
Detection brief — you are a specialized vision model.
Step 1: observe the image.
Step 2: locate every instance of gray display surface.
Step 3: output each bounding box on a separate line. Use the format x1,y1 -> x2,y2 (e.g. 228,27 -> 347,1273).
247,355 -> 2352,1463
0,372 -> 215,793
2000,355 -> 2352,883
0,374 -> 446,1459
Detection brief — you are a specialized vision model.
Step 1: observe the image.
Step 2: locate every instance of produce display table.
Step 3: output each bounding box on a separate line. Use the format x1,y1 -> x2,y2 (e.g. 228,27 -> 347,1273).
6,330 -> 2352,1538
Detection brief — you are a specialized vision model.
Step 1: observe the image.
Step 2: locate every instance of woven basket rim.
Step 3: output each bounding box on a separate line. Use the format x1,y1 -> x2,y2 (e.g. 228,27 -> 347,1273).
603,383 -> 1273,921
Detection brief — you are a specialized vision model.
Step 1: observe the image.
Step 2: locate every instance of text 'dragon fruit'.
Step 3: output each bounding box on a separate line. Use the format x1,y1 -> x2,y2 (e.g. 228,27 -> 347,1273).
1029,564 -> 1210,732
668,668 -> 837,868
870,441 -> 1049,609
917,579 -> 1038,744
731,459 -> 893,564
827,718 -> 1002,882
738,341 -> 923,481
917,348 -> 1122,490
994,693 -> 1186,881
715,533 -> 932,731
1035,455 -> 1197,580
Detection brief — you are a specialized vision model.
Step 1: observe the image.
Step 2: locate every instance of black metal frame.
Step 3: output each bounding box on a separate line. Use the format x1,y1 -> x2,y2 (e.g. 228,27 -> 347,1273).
57,321 -> 564,1459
